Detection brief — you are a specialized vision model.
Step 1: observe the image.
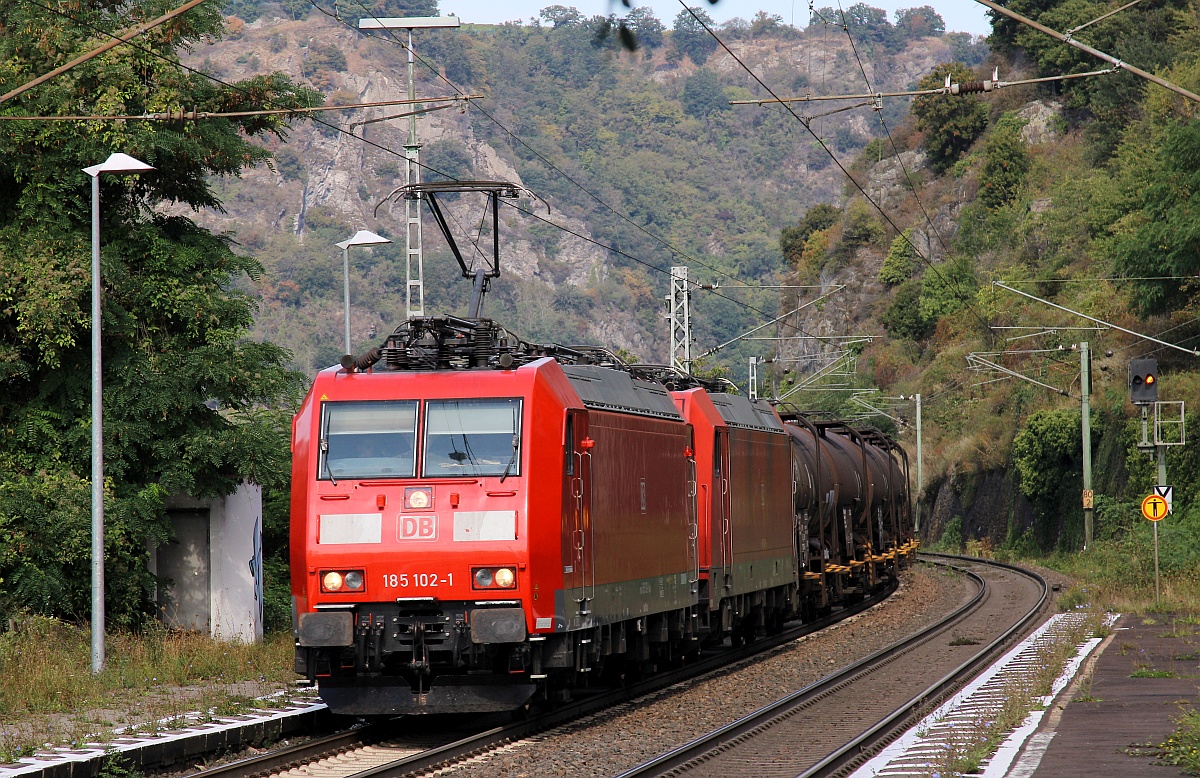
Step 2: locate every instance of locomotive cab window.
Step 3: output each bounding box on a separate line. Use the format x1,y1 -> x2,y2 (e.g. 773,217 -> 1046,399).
321,401 -> 418,479
423,398 -> 522,478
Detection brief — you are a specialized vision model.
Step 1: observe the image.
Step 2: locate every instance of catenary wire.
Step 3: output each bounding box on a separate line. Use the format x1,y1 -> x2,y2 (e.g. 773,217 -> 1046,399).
685,1 -> 992,334
28,0 -> 853,355
501,200 -> 849,343
832,1 -> 953,258
316,0 -> 770,300
330,0 -> 852,348
330,0 -> 778,293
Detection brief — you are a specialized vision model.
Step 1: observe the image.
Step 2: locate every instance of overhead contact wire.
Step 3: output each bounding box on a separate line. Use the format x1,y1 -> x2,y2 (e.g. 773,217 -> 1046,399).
334,0 -> 843,348
684,1 -> 991,333
833,2 -> 953,259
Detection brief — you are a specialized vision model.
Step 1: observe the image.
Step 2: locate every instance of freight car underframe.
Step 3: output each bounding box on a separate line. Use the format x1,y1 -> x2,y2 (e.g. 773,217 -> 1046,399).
297,564 -> 895,714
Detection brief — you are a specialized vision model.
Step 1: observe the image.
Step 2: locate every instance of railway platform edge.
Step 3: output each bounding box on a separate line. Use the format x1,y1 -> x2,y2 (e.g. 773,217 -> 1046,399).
0,697 -> 330,778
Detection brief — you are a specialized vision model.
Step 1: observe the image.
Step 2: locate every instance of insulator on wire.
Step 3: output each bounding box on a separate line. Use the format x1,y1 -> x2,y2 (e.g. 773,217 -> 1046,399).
950,80 -> 995,95
153,106 -> 201,122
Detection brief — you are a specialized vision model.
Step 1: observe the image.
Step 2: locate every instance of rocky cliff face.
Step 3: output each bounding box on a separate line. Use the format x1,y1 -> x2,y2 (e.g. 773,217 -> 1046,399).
186,15 -> 984,371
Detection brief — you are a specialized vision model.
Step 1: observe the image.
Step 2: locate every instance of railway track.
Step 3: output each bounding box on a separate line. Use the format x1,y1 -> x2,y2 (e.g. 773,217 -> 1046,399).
612,554 -> 1048,778
186,579 -> 899,778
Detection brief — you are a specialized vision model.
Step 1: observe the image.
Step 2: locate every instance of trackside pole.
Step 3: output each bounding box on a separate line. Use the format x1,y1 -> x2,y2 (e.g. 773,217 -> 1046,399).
1156,443 -> 1166,607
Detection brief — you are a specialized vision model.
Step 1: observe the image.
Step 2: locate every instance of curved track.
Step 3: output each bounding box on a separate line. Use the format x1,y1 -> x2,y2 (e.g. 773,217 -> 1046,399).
611,555 -> 1047,778
188,580 -> 898,778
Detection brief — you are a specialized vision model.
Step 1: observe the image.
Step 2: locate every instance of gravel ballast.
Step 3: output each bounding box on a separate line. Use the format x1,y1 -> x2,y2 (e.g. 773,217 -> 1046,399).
430,563 -> 972,778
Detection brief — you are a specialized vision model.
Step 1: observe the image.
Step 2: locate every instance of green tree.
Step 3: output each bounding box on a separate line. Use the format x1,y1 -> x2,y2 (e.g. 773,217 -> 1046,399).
918,256 -> 977,321
0,2 -> 318,624
672,7 -> 718,65
1110,119 -> 1200,315
540,5 -> 583,28
625,7 -> 665,49
843,3 -> 902,51
681,69 -> 729,118
978,113 -> 1030,209
879,228 -> 917,285
895,6 -> 945,38
750,11 -> 785,38
1011,408 -> 1083,547
840,199 -> 885,251
911,63 -> 989,173
881,279 -> 933,340
780,203 -> 840,266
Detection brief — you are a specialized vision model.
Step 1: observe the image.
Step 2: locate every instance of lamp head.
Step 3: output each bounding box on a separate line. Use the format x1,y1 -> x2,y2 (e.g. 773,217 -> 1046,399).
83,153 -> 154,177
337,230 -> 392,249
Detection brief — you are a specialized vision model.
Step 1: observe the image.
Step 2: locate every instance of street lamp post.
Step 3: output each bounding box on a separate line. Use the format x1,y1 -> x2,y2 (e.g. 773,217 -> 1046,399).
82,152 -> 154,675
336,230 -> 392,355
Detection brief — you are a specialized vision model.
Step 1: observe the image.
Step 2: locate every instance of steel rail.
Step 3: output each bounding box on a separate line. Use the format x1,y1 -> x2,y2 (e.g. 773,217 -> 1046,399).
611,555 -> 1047,778
345,579 -> 897,778
187,722 -> 388,778
800,554 -> 1048,777
193,579 -> 899,778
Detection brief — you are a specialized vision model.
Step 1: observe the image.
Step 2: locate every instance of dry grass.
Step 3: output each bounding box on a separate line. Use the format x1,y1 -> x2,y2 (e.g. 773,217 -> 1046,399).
0,615 -> 300,763
918,607 -> 1109,777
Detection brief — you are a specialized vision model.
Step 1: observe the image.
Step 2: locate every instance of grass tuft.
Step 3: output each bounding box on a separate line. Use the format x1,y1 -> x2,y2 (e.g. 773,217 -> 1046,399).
1135,707 -> 1200,775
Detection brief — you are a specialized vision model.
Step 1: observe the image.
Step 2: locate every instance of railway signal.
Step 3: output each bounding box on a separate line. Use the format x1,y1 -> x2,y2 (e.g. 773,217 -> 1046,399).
1129,358 -> 1159,404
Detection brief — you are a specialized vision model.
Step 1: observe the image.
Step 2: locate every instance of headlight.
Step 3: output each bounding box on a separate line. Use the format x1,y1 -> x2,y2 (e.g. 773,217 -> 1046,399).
471,566 -> 517,590
320,569 -> 365,593
405,486 -> 433,510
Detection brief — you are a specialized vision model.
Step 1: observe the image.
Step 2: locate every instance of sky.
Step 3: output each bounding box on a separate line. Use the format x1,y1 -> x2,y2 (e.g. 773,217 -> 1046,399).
439,1 -> 992,36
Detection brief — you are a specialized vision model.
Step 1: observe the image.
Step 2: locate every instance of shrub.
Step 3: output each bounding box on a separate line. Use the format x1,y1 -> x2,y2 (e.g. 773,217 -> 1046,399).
879,228 -> 918,285
681,69 -> 730,118
918,256 -> 977,322
840,199 -> 885,251
912,62 -> 988,172
881,279 -> 933,340
978,113 -> 1030,209
780,203 -> 840,266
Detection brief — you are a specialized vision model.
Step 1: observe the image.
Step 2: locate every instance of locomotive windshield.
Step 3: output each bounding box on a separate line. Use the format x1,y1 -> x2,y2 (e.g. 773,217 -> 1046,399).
423,398 -> 522,478
321,401 -> 418,479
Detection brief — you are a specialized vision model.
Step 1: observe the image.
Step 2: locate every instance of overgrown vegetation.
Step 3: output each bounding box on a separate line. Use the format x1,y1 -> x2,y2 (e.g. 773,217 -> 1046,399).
921,609 -> 1110,776
0,615 -> 298,762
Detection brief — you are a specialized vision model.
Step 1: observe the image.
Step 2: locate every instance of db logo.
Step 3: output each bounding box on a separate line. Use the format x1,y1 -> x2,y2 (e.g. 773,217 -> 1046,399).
399,514 -> 438,540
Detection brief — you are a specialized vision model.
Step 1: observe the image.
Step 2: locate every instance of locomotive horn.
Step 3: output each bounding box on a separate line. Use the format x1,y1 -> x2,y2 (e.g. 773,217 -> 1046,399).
341,348 -> 383,372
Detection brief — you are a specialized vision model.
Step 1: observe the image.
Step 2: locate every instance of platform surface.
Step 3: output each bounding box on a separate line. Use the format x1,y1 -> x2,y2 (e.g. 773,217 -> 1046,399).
1021,612 -> 1200,776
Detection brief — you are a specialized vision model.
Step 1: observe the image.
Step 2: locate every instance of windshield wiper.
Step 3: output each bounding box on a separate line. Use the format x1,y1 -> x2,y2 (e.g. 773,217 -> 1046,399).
499,435 -> 519,482
321,439 -> 338,485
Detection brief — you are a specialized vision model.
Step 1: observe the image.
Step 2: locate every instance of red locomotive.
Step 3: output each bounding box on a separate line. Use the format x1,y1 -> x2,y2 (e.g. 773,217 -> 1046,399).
290,316 -> 916,715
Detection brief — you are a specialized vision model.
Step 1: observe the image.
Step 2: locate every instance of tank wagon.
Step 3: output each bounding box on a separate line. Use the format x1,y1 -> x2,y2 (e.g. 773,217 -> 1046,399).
290,316 -> 916,715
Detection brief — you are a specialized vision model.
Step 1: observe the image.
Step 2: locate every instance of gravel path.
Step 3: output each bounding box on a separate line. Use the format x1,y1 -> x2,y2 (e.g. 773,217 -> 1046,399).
427,563 -> 972,778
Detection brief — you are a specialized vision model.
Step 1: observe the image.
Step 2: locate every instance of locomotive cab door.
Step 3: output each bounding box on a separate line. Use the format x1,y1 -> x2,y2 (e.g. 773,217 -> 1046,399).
715,429 -> 733,591
565,411 -> 594,615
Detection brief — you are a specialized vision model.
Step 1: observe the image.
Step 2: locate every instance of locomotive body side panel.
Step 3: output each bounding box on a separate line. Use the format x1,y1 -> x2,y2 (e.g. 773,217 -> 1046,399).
558,409 -> 695,628
724,425 -> 796,596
